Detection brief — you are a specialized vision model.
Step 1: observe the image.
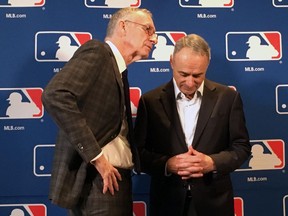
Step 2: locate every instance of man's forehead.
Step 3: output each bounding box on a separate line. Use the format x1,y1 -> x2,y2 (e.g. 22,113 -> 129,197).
131,12 -> 152,21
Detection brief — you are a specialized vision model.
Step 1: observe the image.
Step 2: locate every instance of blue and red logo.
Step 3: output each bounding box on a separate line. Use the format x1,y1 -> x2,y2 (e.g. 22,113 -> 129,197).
35,31 -> 92,62
0,88 -> 43,119
85,0 -> 141,8
276,84 -> 288,114
234,197 -> 244,216
33,144 -> 55,177
179,0 -> 234,8
273,0 -> 288,7
133,201 -> 146,216
237,139 -> 285,171
130,87 -> 141,118
0,204 -> 46,216
138,31 -> 186,62
0,0 -> 45,7
226,31 -> 282,61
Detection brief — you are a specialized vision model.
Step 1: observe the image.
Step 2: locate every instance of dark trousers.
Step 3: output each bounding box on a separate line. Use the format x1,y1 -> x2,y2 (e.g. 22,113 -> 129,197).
68,168 -> 133,216
183,189 -> 198,216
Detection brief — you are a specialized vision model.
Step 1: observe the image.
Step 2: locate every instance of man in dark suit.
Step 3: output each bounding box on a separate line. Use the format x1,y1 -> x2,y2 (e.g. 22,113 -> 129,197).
134,34 -> 251,216
42,7 -> 158,216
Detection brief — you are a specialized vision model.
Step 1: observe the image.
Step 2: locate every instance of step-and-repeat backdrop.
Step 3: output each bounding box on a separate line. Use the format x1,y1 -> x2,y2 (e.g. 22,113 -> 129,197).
1,0 -> 288,215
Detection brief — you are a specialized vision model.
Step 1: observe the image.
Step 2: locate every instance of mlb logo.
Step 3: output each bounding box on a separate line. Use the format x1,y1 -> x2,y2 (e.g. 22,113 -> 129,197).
234,197 -> 244,216
273,0 -> 288,7
237,139 -> 285,171
179,0 -> 234,8
283,195 -> 288,215
0,204 -> 46,216
130,87 -> 141,118
0,88 -> 43,119
226,31 -> 282,61
84,0 -> 141,8
133,201 -> 146,216
138,31 -> 186,62
35,31 -> 92,62
33,144 -> 55,177
276,84 -> 288,114
0,0 -> 45,7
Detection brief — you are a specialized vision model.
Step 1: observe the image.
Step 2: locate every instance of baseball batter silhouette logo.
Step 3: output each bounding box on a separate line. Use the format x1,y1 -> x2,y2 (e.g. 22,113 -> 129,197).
236,139 -> 285,171
276,84 -> 288,114
133,201 -> 146,216
179,0 -> 234,8
130,87 -> 141,118
35,31 -> 92,62
33,144 -> 55,177
226,31 -> 282,61
283,195 -> 288,215
0,0 -> 44,7
0,204 -> 46,216
0,88 -> 43,119
138,31 -> 186,62
273,0 -> 288,7
234,197 -> 244,216
85,0 -> 141,8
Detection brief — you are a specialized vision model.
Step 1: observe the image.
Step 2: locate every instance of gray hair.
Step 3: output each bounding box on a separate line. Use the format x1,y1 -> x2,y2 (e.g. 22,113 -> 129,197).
106,7 -> 153,37
173,34 -> 211,60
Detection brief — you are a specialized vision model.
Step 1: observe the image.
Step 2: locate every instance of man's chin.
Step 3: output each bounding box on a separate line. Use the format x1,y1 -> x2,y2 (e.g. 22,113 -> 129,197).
136,54 -> 149,61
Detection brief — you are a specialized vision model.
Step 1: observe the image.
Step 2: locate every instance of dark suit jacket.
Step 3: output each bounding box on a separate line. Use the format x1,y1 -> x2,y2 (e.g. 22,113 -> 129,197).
42,40 -> 133,208
134,79 -> 251,216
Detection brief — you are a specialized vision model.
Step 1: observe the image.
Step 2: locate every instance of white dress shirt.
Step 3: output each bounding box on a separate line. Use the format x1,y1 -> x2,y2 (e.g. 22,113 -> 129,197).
173,79 -> 204,146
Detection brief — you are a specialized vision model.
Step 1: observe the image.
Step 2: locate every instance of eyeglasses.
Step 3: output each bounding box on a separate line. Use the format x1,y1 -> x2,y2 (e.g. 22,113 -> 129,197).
124,20 -> 158,41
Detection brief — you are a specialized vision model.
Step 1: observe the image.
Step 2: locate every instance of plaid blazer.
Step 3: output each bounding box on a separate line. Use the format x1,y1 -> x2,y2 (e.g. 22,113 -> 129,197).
42,40 -> 127,208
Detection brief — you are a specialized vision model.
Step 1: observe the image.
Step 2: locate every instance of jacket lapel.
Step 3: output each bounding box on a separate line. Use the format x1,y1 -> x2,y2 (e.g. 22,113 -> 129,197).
103,43 -> 125,116
160,80 -> 187,150
192,79 -> 218,148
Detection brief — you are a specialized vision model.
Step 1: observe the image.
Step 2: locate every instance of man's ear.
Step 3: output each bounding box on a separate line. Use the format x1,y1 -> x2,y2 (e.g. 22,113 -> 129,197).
170,55 -> 174,69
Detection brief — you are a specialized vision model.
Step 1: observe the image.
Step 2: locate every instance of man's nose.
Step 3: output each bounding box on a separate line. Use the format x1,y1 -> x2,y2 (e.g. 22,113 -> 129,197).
186,77 -> 195,87
150,34 -> 158,45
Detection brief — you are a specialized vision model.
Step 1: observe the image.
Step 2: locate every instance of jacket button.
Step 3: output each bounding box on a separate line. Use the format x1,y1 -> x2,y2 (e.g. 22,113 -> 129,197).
77,143 -> 84,151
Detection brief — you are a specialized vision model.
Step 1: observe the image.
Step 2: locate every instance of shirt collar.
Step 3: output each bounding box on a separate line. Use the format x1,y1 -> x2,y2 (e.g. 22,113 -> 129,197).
106,40 -> 126,74
173,78 -> 204,100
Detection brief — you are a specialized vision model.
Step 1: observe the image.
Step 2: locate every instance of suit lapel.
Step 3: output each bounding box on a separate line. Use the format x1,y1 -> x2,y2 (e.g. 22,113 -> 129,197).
192,80 -> 218,148
103,43 -> 125,114
160,80 -> 187,150
103,43 -> 122,88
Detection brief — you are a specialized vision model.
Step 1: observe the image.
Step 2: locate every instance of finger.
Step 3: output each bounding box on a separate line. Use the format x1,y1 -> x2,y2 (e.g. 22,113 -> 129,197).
187,146 -> 194,154
102,180 -> 108,194
114,169 -> 122,181
111,173 -> 119,191
103,176 -> 115,195
108,176 -> 115,195
181,172 -> 203,179
178,166 -> 203,175
191,148 -> 200,155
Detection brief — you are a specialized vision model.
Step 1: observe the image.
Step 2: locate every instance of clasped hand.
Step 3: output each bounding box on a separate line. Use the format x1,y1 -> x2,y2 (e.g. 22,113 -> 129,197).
167,146 -> 215,179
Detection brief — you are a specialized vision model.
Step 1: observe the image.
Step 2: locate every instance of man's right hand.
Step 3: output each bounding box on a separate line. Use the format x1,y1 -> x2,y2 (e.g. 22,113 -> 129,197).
166,147 -> 204,179
93,155 -> 122,195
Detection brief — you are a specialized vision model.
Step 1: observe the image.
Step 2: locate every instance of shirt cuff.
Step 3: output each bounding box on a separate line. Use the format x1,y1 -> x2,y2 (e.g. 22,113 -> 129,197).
90,151 -> 103,164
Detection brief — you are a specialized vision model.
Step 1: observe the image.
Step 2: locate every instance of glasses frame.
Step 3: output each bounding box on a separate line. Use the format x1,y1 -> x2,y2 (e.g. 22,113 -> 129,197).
124,20 -> 158,41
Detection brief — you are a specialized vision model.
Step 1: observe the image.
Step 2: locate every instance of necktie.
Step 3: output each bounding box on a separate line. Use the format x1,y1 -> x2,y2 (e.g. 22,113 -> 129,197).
122,69 -> 132,128
122,69 -> 140,173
